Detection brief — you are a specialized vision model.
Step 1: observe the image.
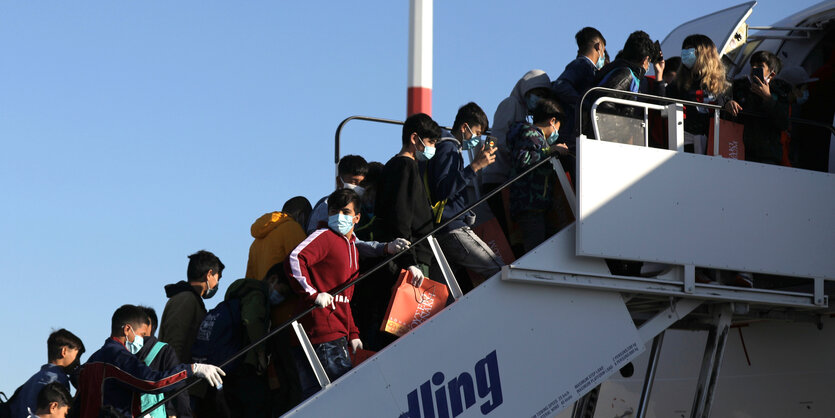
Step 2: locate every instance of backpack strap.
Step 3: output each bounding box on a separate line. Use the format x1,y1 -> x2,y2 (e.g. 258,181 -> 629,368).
143,341 -> 167,367
422,169 -> 447,224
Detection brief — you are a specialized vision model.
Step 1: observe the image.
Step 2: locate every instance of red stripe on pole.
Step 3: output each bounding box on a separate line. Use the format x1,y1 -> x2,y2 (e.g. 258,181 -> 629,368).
407,86 -> 432,116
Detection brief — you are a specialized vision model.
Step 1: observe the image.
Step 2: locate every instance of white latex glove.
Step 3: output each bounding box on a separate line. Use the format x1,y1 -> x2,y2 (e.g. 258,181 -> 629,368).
314,292 -> 335,309
386,238 -> 411,254
192,363 -> 225,388
350,338 -> 363,354
407,266 -> 424,288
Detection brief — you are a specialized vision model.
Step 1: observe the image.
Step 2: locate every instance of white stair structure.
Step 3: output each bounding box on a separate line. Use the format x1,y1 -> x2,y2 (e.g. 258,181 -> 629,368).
285,97 -> 835,418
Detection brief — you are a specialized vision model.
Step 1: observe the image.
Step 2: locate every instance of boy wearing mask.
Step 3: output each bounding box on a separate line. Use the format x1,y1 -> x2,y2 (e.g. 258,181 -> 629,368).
77,305 -> 224,418
286,188 -> 366,398
10,329 -> 85,418
307,155 -> 369,234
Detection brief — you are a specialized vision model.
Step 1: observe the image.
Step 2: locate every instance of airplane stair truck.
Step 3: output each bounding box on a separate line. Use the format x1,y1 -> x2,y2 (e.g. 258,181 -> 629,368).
283,92 -> 835,418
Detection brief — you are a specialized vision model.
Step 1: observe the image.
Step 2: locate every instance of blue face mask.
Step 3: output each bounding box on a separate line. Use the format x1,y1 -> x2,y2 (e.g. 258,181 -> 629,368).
526,93 -> 540,112
415,135 -> 435,161
461,125 -> 481,150
328,213 -> 355,236
547,124 -> 560,145
202,285 -> 218,299
797,89 -> 809,105
681,48 -> 696,69
596,51 -> 605,70
126,331 -> 144,355
269,288 -> 285,306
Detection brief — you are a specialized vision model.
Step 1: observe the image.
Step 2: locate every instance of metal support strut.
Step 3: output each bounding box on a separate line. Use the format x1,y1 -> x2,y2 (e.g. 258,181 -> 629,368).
690,304 -> 733,418
636,332 -> 665,418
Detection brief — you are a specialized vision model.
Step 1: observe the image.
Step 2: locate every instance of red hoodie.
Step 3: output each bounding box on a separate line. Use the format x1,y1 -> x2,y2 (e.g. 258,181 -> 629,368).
286,228 -> 360,344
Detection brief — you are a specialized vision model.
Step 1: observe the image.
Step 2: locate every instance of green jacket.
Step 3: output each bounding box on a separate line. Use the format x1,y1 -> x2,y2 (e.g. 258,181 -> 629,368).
225,278 -> 270,370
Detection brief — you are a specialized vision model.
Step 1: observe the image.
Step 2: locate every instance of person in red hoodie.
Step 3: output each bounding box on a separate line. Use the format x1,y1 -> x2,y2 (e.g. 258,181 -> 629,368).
286,188 -> 365,398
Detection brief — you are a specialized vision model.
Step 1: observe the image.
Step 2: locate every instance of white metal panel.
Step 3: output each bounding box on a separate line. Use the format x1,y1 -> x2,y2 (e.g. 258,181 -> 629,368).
577,138 -> 835,279
284,272 -> 643,417
660,2 -> 755,58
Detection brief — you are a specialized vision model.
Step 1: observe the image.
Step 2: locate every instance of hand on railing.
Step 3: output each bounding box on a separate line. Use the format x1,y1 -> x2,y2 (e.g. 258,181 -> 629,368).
192,363 -> 225,388
386,238 -> 411,254
314,292 -> 336,309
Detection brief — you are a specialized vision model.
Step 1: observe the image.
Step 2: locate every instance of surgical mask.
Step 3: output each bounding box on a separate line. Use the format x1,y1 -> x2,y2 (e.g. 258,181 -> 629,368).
269,288 -> 285,306
340,179 -> 366,198
462,125 -> 481,150
203,285 -> 218,299
526,93 -> 540,112
797,89 -> 809,104
328,213 -> 355,236
681,48 -> 696,69
547,124 -> 560,145
126,331 -> 144,354
415,135 -> 435,161
596,51 -> 605,70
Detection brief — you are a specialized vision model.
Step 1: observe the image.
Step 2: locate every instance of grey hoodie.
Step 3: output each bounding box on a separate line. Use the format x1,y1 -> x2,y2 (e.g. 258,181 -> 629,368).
482,69 -> 552,184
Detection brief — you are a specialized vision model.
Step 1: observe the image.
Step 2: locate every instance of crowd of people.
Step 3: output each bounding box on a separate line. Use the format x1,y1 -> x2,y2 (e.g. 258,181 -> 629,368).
4,25 -> 831,418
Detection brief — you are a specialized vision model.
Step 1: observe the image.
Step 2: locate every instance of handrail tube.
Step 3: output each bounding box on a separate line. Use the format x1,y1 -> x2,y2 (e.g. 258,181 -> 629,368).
141,150 -> 561,417
333,115 -> 456,177
578,86 -> 835,137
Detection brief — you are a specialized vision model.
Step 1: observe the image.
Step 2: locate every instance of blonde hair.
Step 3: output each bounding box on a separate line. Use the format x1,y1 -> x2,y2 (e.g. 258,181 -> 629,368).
676,34 -> 729,96
691,43 -> 729,95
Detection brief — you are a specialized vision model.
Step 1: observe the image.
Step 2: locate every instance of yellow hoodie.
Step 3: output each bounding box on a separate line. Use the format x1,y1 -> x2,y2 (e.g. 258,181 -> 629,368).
245,211 -> 307,280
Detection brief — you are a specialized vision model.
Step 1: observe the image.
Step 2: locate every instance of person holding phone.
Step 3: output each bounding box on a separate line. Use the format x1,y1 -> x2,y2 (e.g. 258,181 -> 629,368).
725,50 -> 791,165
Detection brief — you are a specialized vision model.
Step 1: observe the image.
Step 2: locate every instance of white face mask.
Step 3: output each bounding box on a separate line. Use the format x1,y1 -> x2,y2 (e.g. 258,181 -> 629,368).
339,178 -> 365,197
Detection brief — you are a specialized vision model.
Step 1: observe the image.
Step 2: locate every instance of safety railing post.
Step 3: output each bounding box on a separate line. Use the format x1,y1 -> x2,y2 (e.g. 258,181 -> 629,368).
292,320 -> 332,389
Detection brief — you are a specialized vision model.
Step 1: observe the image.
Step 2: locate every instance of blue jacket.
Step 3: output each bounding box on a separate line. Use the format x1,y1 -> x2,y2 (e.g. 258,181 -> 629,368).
78,338 -> 193,418
425,136 -> 477,233
552,56 -> 597,151
9,364 -> 70,418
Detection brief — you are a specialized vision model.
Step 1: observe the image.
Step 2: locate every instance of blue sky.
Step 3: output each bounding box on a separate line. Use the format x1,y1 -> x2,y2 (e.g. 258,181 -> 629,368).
0,0 -> 820,393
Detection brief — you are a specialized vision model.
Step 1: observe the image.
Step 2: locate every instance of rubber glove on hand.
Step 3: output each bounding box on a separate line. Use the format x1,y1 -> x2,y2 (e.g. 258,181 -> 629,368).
386,238 -> 411,254
192,363 -> 225,388
350,338 -> 363,354
314,292 -> 335,309
407,265 -> 424,288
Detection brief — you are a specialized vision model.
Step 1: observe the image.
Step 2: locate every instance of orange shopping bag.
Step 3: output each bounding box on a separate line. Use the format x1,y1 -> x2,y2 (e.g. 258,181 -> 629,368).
708,118 -> 745,160
380,269 -> 450,337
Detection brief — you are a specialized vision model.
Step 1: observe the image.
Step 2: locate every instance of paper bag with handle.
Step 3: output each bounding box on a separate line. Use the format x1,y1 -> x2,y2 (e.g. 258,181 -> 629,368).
381,269 -> 450,337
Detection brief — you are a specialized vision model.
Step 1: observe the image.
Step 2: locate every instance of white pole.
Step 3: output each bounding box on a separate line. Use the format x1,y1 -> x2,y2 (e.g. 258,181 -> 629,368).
407,0 -> 432,116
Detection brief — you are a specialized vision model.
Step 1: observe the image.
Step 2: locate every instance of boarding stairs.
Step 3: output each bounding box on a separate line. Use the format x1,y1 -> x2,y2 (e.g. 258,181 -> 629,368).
278,92 -> 835,418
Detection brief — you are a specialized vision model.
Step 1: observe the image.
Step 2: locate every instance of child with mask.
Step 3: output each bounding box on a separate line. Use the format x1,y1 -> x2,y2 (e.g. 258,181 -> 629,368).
77,304 -> 224,418
666,34 -> 730,154
285,188 -> 366,399
507,97 -> 568,253
10,329 -> 85,418
306,155 -> 369,234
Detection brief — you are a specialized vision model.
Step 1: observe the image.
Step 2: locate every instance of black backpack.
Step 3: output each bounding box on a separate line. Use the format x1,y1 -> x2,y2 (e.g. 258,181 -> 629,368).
0,385 -> 23,418
191,298 -> 244,373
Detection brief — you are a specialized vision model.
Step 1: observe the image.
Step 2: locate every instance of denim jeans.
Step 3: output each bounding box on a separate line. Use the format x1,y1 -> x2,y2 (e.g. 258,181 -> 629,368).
293,337 -> 353,399
430,226 -> 503,285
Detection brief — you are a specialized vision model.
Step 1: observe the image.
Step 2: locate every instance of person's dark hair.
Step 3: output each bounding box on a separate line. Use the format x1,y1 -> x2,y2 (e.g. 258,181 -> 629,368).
47,329 -> 85,363
337,155 -> 369,178
531,97 -> 564,125
360,162 -> 384,189
282,196 -> 312,230
111,304 -> 148,337
452,102 -> 489,133
750,50 -> 781,74
576,27 -> 606,55
682,34 -> 712,51
35,382 -> 71,411
664,56 -> 681,79
621,30 -> 658,64
263,262 -> 287,282
187,250 -> 224,283
327,188 -> 361,214
401,113 -> 442,146
139,306 -> 158,337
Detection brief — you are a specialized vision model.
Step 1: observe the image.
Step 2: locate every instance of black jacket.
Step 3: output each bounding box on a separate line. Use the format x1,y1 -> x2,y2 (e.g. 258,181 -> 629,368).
731,77 -> 790,164
374,155 -> 434,272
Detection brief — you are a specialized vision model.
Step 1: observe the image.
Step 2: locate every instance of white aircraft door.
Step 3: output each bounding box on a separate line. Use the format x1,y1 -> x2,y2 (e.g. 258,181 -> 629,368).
660,2 -> 756,59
